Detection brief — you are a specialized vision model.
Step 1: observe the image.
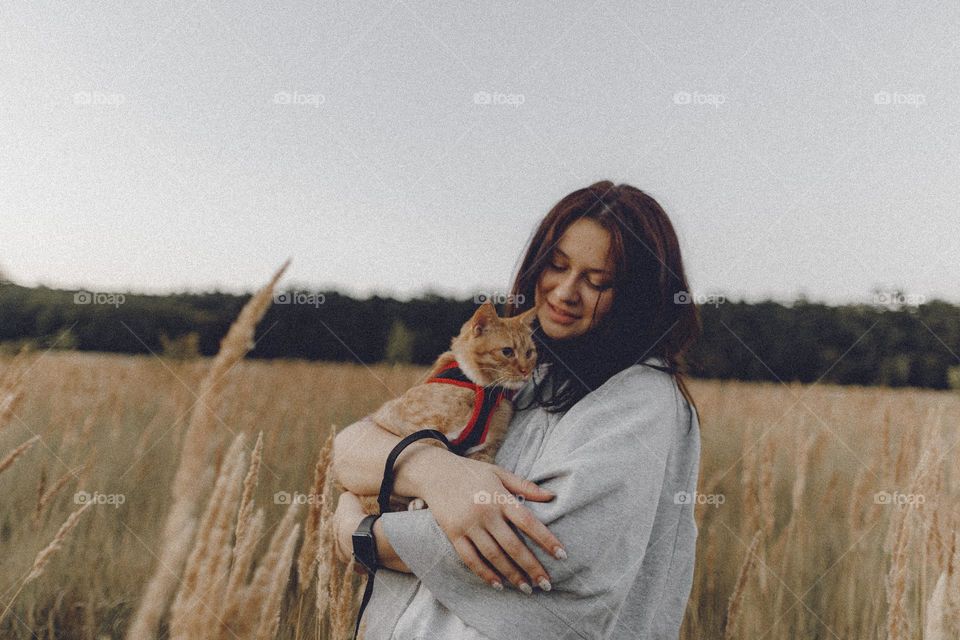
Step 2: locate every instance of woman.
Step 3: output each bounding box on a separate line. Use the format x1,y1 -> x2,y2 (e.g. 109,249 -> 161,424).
332,181 -> 702,639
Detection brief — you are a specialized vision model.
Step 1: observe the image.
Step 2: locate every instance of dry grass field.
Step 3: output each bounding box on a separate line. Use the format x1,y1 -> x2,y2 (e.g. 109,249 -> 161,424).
1,330 -> 958,638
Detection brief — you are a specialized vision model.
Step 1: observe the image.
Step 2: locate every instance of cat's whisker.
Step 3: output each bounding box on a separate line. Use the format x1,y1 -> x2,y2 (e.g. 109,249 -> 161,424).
487,374 -> 516,388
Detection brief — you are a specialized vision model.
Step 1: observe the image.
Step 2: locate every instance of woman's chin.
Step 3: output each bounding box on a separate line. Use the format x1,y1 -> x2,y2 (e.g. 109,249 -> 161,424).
541,322 -> 580,341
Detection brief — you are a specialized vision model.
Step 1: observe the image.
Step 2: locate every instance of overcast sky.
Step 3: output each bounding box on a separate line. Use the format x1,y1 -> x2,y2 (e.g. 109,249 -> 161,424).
1,1 -> 957,304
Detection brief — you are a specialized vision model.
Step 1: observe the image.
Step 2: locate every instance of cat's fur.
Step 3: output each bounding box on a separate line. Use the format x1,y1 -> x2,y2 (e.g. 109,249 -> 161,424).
357,301 -> 538,515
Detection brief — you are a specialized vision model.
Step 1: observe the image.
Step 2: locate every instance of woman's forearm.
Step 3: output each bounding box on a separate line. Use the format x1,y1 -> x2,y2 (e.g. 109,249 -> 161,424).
374,518 -> 411,572
332,415 -> 449,498
336,499 -> 411,573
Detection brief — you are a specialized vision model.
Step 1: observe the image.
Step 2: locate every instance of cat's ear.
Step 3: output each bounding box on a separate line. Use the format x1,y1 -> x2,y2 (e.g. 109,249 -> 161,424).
517,305 -> 539,327
471,300 -> 499,336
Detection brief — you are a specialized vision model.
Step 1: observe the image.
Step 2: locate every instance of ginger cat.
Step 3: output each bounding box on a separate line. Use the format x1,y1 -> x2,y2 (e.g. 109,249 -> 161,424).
358,301 -> 538,515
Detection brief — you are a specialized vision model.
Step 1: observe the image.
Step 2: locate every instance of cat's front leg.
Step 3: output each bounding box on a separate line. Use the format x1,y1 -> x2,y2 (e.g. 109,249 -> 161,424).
359,493 -> 416,513
358,494 -> 382,515
464,401 -> 512,467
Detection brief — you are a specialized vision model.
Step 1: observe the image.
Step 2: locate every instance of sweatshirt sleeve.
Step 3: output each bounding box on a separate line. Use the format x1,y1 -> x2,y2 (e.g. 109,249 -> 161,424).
377,366 -> 682,640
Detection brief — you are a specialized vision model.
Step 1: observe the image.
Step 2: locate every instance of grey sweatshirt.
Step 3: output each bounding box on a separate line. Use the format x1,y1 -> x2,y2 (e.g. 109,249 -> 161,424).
361,356 -> 701,640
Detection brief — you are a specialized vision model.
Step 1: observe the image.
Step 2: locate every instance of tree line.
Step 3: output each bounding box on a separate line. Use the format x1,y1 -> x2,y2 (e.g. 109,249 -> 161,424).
1,281 -> 957,390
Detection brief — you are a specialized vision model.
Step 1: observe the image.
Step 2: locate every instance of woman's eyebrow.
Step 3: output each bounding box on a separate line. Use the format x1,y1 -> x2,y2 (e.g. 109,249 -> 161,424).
553,248 -> 612,275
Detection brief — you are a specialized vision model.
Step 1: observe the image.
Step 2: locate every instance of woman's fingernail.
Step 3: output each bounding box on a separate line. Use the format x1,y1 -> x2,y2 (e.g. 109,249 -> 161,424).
538,578 -> 552,592
554,547 -> 567,560
491,581 -> 503,591
518,582 -> 533,595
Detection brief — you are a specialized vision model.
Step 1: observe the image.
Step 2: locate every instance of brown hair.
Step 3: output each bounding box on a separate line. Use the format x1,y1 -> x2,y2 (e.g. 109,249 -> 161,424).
505,180 -> 700,413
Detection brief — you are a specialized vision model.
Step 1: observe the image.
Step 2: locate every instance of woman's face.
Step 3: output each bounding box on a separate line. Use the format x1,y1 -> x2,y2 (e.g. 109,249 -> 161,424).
534,217 -> 616,340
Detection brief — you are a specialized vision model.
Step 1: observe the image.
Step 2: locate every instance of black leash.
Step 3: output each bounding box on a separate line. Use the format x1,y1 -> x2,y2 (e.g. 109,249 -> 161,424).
353,429 -> 452,640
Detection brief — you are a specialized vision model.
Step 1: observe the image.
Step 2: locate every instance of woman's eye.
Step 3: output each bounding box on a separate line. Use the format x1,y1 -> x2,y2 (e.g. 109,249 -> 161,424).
549,260 -> 610,291
501,347 -> 514,357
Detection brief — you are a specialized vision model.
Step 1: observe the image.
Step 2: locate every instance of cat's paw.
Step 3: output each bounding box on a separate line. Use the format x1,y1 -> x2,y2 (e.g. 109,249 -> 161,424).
358,494 -> 382,515
407,498 -> 426,511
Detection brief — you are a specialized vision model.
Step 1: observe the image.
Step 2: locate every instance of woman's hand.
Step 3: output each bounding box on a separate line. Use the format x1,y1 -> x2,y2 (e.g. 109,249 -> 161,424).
333,418 -> 565,589
420,453 -> 566,594
332,491 -> 416,574
332,491 -> 367,569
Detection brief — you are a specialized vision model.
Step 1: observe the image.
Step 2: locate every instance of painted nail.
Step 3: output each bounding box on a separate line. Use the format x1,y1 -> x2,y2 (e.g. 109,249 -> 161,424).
554,547 -> 567,560
491,581 -> 503,591
538,578 -> 552,592
518,582 -> 533,595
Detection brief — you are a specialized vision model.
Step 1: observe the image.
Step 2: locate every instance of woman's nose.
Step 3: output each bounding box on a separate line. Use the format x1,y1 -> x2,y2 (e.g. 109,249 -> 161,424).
555,273 -> 580,303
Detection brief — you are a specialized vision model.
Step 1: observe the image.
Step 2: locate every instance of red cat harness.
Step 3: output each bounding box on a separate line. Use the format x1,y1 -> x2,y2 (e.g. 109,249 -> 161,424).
425,361 -> 517,456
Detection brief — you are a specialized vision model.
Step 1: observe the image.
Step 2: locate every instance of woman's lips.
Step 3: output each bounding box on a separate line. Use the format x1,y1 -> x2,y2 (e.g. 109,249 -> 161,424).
546,301 -> 579,325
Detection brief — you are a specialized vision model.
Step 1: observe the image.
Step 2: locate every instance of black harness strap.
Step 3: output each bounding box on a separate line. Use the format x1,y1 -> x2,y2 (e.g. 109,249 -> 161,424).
429,364 -> 472,384
426,363 -> 513,456
354,429 -> 452,640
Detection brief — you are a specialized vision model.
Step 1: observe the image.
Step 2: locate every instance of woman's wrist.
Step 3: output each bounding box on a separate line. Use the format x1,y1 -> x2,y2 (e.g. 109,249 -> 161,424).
373,517 -> 411,573
334,494 -> 412,573
392,442 -> 450,501
336,508 -> 365,562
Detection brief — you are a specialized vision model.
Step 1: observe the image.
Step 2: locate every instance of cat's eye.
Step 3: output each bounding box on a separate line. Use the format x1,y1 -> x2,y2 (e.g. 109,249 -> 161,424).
501,347 -> 514,357
525,348 -> 533,358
